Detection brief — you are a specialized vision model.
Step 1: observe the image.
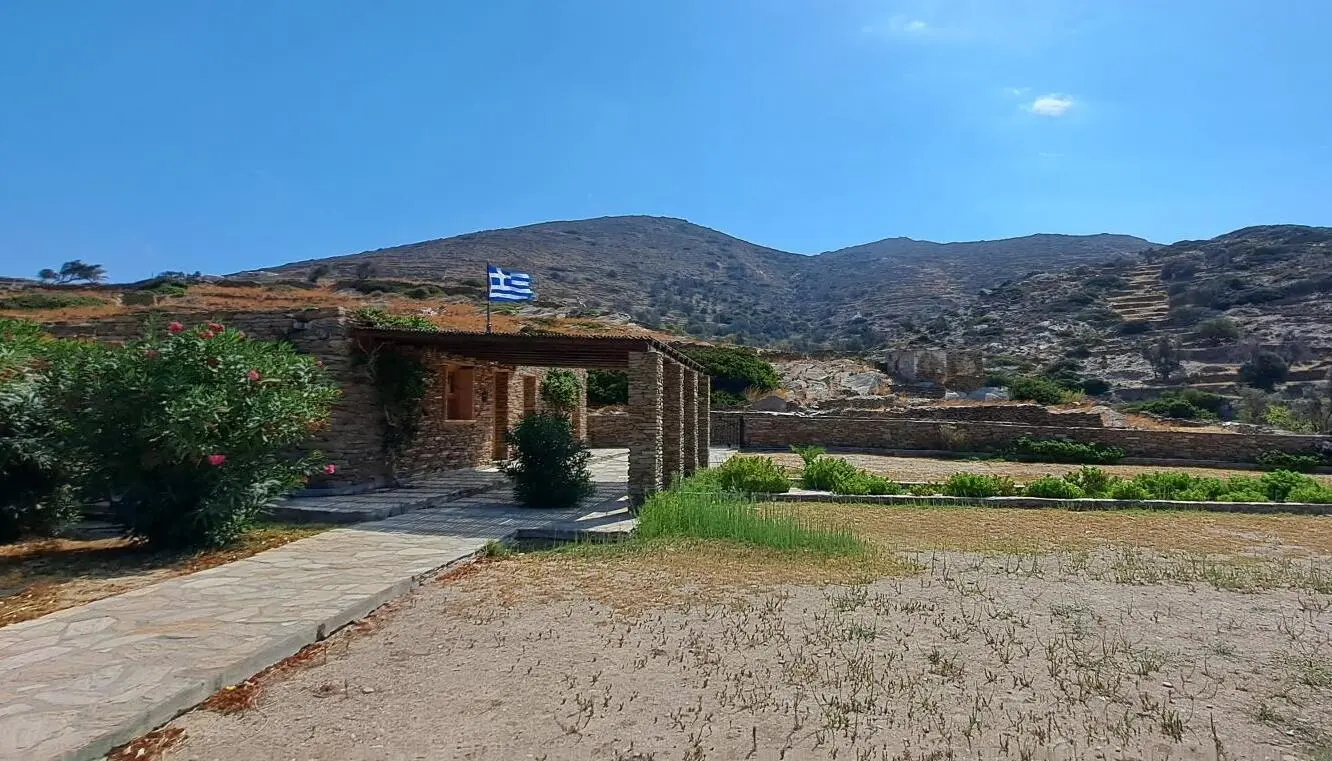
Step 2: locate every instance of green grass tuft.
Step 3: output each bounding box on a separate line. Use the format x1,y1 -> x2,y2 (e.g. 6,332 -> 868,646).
636,489 -> 865,555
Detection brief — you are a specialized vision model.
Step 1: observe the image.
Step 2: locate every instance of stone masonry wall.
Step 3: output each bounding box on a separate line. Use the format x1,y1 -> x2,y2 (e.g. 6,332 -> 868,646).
813,404 -> 1106,428
41,308 -> 590,484
627,351 -> 664,504
715,411 -> 1331,464
588,411 -> 636,448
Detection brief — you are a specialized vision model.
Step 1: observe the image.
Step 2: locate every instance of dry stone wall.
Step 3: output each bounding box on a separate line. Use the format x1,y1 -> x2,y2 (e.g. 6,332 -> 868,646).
712,411 -> 1330,464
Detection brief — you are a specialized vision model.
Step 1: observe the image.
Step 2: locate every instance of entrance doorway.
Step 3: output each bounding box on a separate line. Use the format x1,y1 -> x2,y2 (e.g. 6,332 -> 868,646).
522,375 -> 537,416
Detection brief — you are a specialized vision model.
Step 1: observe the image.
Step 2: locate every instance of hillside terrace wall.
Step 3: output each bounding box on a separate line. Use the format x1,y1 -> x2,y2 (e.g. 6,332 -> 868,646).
710,411 -> 1330,464
811,404 -> 1106,427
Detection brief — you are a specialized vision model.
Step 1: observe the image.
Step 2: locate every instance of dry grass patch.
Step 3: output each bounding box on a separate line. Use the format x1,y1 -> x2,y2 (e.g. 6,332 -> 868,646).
0,523 -> 331,626
783,502 -> 1332,557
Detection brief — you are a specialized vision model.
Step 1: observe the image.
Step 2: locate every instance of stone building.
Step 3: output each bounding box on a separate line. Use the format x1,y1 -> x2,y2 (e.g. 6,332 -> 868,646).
41,307 -> 710,503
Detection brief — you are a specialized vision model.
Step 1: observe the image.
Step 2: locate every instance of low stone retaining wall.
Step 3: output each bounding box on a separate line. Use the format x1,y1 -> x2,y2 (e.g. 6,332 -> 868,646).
813,404 -> 1106,427
714,411 -> 1330,464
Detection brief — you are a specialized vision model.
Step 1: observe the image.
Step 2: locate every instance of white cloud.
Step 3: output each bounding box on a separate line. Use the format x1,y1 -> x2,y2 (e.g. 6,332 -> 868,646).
1028,94 -> 1074,116
864,15 -> 935,39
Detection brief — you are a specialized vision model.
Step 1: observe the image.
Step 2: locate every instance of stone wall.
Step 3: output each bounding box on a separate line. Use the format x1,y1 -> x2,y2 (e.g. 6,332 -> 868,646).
41,308 -> 590,485
714,411 -> 1331,464
588,410 -> 635,447
816,404 -> 1108,428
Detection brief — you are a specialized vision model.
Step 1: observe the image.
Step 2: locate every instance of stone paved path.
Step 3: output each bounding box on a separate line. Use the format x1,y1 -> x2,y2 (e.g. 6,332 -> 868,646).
0,451 -> 638,761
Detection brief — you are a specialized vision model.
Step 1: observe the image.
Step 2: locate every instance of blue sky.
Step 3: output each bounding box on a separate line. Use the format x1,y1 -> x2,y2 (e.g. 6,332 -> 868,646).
2,1 -> 1329,281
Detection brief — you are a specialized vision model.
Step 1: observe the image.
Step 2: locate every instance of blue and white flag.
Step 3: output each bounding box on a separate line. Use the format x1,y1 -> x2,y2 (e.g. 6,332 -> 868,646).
487,265 -> 534,302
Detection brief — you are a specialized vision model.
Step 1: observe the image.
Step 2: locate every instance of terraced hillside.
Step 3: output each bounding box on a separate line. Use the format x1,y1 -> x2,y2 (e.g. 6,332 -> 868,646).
238,216 -> 1150,350
922,225 -> 1332,394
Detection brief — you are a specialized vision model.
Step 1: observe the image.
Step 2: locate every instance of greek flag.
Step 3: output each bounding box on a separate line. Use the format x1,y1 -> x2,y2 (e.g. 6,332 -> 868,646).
487,264 -> 534,302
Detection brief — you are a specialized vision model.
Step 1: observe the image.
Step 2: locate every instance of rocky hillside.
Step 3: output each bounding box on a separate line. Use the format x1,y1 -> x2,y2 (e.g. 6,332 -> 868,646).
920,225 -> 1332,392
239,216 -> 1151,350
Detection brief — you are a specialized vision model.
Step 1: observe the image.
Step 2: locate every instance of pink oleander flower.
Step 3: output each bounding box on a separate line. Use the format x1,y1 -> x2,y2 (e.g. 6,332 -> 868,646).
167,322 -> 184,334
206,454 -> 226,466
247,369 -> 261,382
323,464 -> 337,475
207,322 -> 224,332
199,330 -> 215,340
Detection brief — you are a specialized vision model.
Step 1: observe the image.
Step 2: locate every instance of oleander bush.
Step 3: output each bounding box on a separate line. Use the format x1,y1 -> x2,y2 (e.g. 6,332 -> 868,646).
503,412 -> 594,508
40,321 -> 339,547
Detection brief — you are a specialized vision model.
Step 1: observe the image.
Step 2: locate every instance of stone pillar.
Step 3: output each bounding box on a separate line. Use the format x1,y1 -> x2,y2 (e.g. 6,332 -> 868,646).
627,351 -> 663,505
662,361 -> 684,487
697,374 -> 711,469
682,370 -> 699,476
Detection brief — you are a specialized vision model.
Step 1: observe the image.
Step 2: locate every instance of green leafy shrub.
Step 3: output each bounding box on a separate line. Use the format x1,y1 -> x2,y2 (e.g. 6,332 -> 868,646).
586,369 -> 628,406
1288,484 -> 1332,504
502,413 -> 594,508
1109,480 -> 1152,501
1007,375 -> 1074,405
1064,466 -> 1115,498
0,319 -> 81,542
1023,476 -> 1085,499
942,473 -> 1017,498
1263,405 -> 1315,433
1260,470 -> 1318,502
799,453 -> 857,491
1008,437 -> 1125,464
539,369 -> 582,413
1128,472 -> 1197,500
1129,389 -> 1225,421
350,307 -> 436,331
1256,450 -> 1325,472
908,482 -> 943,497
42,322 -> 340,548
714,456 -> 791,494
680,346 -> 780,398
832,470 -> 902,496
1193,317 -> 1242,345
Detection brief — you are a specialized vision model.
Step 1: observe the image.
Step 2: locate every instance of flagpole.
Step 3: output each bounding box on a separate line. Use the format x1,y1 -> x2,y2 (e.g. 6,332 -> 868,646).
485,262 -> 492,334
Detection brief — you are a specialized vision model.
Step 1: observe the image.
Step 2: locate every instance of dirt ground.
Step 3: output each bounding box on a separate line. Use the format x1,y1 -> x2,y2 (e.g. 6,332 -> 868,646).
156,509 -> 1332,761
0,524 -> 329,626
762,451 -> 1332,486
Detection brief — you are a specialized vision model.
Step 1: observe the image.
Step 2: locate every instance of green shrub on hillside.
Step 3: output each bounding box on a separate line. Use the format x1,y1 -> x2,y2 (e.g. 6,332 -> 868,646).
1007,375 -> 1074,405
539,369 -> 582,413
680,346 -> 780,398
0,292 -> 104,311
1008,436 -> 1125,464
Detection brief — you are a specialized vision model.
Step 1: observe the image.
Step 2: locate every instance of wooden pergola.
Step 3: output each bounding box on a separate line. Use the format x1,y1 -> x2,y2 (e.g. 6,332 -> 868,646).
353,328 -> 711,503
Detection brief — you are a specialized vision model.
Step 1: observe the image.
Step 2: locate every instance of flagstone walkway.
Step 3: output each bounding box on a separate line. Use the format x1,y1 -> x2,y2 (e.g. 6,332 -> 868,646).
0,450 -> 644,761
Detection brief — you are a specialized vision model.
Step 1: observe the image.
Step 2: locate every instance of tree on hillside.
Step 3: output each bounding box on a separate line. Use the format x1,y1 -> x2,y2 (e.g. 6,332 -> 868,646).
307,264 -> 331,283
1140,336 -> 1182,381
1239,349 -> 1289,391
354,261 -> 378,282
41,260 -> 106,284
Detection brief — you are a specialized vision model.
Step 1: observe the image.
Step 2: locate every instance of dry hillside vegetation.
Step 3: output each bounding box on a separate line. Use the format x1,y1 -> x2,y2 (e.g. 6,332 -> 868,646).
0,282 -> 673,338
237,215 -> 1150,351
930,225 -> 1332,389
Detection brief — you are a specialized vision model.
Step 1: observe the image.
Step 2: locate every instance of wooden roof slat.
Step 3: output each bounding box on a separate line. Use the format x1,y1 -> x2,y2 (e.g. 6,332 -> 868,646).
350,328 -> 708,373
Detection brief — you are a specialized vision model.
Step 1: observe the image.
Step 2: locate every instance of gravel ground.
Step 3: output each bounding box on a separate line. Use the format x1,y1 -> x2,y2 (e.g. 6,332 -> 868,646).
761,452 -> 1332,485
159,546 -> 1332,761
